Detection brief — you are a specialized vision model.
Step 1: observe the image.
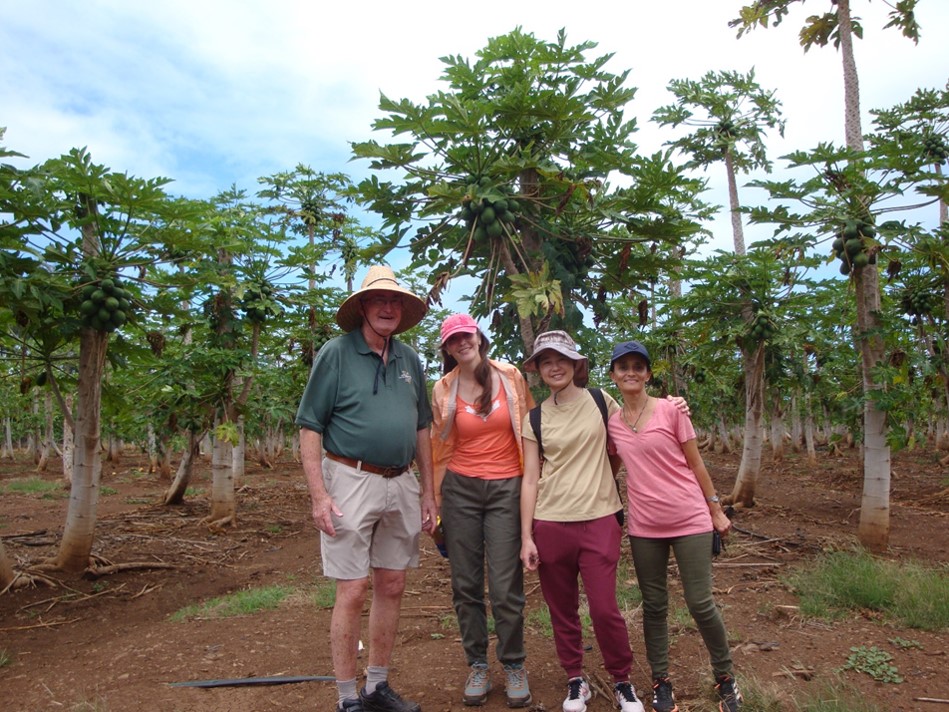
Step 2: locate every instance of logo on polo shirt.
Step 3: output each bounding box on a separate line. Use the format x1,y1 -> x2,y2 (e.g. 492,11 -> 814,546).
399,370 -> 413,384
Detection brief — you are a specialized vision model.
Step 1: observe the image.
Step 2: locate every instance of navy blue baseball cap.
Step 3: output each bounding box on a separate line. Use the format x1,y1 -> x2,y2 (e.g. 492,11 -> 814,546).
610,341 -> 650,370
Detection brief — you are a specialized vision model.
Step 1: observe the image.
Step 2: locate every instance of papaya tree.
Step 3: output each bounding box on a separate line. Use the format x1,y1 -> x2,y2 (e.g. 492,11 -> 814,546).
733,0 -> 923,550
353,28 -> 711,358
653,68 -> 785,505
1,145 -> 185,572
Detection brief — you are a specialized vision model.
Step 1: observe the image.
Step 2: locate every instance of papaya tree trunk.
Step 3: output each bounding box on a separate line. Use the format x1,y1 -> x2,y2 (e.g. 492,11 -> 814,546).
163,430 -> 203,505
54,327 -> 109,572
729,343 -> 765,507
0,538 -> 15,589
208,414 -> 236,527
61,394 -> 74,485
855,265 -> 891,552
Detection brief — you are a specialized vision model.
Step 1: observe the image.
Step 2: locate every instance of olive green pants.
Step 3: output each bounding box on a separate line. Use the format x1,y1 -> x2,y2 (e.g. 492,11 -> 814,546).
629,532 -> 733,678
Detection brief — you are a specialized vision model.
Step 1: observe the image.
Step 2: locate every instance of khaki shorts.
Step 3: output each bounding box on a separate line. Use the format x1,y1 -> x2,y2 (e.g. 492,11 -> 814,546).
320,456 -> 421,580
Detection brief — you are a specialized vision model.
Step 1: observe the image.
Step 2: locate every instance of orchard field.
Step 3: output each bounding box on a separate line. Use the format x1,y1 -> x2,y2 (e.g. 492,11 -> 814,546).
1,445 -> 947,712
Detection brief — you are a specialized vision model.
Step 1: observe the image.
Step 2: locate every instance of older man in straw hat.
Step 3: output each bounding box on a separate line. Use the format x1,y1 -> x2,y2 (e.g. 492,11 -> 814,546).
296,265 -> 438,712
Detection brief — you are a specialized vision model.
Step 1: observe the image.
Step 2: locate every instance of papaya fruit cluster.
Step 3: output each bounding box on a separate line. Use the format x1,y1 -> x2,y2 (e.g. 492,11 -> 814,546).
241,282 -> 275,323
459,177 -> 520,242
900,287 -> 940,318
747,312 -> 776,343
78,277 -> 132,332
923,132 -> 949,163
831,219 -> 876,276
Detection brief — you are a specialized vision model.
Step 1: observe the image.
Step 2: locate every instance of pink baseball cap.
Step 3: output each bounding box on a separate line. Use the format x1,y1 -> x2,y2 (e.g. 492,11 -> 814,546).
439,313 -> 479,347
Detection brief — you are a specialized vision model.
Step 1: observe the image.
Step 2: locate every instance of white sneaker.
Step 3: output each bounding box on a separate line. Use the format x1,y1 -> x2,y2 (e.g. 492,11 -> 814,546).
563,677 -> 591,712
614,682 -> 645,712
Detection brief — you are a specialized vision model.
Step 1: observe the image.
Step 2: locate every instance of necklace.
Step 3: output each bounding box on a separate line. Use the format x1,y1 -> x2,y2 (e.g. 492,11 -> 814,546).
623,397 -> 650,433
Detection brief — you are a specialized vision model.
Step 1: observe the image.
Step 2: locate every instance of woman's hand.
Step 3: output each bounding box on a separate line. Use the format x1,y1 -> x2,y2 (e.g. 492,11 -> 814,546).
521,538 -> 540,571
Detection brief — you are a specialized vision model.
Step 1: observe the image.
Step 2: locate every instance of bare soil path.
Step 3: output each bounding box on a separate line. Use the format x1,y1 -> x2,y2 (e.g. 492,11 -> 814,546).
1,447 -> 947,711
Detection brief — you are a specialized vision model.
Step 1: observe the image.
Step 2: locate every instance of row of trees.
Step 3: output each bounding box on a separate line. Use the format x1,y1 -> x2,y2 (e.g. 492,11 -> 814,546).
2,3 -> 947,586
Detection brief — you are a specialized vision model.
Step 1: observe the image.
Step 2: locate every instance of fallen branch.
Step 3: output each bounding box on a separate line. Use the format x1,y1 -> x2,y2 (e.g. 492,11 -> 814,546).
83,561 -> 180,579
0,617 -> 81,632
914,699 -> 949,705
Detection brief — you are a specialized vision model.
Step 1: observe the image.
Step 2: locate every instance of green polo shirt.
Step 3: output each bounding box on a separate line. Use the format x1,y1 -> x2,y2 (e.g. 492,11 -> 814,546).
295,329 -> 432,468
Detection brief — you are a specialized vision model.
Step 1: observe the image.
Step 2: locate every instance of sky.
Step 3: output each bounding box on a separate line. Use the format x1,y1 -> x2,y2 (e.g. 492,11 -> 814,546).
2,0 -> 948,301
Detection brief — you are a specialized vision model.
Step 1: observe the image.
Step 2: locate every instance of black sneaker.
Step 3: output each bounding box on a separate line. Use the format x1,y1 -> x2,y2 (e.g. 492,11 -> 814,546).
360,682 -> 422,712
651,676 -> 678,712
338,698 -> 364,712
714,674 -> 743,712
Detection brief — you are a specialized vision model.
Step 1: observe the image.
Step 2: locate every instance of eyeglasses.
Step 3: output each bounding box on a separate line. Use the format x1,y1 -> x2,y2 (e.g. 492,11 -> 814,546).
362,296 -> 403,309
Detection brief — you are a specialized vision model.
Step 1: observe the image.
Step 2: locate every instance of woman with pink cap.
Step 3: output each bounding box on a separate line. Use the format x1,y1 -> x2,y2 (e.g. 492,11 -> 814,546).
430,313 -> 535,709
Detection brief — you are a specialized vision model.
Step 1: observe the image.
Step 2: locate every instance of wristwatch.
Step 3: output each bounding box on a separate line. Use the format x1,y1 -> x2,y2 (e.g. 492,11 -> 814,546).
706,494 -> 720,503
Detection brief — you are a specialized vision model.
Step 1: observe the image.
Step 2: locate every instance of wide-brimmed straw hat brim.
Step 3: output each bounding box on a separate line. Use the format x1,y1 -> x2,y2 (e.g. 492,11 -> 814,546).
335,268 -> 427,334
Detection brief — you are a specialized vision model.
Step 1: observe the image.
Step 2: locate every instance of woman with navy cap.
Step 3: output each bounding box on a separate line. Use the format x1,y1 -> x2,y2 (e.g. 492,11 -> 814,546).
607,340 -> 741,712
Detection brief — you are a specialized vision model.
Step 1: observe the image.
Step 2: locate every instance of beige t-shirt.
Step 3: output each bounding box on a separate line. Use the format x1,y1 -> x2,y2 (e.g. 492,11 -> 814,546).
522,390 -> 622,522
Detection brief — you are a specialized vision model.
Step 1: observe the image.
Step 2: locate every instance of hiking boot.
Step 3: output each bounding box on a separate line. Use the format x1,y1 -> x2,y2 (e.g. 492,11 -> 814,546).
614,681 -> 645,712
714,674 -> 743,712
338,698 -> 365,712
651,676 -> 677,712
360,681 -> 421,712
503,664 -> 532,708
463,663 -> 491,706
563,677 -> 591,712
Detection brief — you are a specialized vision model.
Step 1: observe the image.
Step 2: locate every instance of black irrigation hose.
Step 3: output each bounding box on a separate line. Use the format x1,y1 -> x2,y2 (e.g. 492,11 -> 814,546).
169,675 -> 336,689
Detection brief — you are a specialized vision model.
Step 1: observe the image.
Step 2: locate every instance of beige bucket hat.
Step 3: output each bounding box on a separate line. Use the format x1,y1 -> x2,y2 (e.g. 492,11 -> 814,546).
523,330 -> 589,386
335,265 -> 427,334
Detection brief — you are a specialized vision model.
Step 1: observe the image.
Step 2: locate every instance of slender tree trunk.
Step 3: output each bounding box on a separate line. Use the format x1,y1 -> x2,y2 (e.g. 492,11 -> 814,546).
54,328 -> 109,572
163,430 -> 203,505
724,148 -> 746,255
855,264 -> 891,552
729,344 -> 765,506
2,417 -> 14,460
61,394 -> 74,485
769,393 -> 785,462
0,538 -> 15,589
207,414 -> 236,527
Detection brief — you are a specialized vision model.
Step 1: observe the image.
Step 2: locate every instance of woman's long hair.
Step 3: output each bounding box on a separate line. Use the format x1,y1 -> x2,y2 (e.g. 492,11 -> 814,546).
441,330 -> 494,417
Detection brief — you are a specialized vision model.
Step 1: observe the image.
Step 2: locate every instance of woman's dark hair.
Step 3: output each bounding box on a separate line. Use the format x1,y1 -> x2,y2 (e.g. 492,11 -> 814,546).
442,331 -> 494,416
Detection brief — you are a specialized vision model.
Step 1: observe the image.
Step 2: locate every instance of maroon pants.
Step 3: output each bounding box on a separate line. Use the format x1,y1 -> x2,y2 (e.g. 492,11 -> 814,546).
533,515 -> 633,681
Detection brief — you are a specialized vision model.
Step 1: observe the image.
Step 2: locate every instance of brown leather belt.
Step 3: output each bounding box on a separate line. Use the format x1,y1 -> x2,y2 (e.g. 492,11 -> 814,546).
325,451 -> 407,478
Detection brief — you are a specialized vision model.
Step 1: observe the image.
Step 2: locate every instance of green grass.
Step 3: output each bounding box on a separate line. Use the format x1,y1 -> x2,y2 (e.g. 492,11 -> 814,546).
170,585 -> 292,621
615,558 -> 643,611
786,549 -> 949,630
526,605 -> 553,638
0,649 -> 12,667
124,496 -> 151,505
2,478 -> 63,495
265,523 -> 284,534
711,674 -> 784,712
184,486 -> 205,497
792,677 -> 886,711
99,486 -> 118,496
311,578 -> 336,609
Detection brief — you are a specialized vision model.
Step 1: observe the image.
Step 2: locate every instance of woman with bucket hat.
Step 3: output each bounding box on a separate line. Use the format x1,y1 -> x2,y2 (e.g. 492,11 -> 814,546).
518,330 -> 651,712
296,265 -> 437,712
430,313 -> 534,708
607,340 -> 741,712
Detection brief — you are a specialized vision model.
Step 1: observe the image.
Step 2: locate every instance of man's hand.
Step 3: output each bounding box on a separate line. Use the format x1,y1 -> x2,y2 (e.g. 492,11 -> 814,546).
311,492 -> 343,537
667,394 -> 691,417
420,492 -> 438,536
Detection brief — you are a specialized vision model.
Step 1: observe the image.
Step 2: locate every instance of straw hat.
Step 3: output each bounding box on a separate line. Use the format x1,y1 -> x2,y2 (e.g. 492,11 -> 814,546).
522,330 -> 589,386
335,265 -> 427,334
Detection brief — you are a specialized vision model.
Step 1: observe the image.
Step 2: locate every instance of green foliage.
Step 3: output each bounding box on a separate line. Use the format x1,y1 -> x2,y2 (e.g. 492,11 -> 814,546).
169,585 -> 292,621
786,550 -> 949,630
0,648 -> 12,667
526,604 -> 554,638
840,646 -> 903,684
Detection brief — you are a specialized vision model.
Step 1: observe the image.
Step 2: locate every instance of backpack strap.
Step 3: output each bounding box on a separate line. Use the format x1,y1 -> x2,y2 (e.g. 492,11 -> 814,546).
587,387 -> 608,428
529,405 -> 543,461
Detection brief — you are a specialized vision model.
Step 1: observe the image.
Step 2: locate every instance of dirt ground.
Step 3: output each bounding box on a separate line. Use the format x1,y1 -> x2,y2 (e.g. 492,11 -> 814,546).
1,445 -> 947,712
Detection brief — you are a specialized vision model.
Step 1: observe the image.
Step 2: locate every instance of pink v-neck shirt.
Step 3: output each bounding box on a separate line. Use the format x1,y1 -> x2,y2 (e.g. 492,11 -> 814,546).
608,398 -> 712,538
